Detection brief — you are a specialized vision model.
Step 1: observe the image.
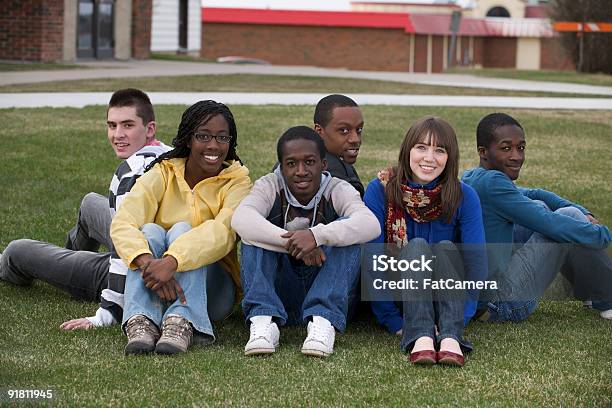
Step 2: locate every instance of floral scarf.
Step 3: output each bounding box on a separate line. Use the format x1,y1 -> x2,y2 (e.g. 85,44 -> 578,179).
378,169 -> 442,248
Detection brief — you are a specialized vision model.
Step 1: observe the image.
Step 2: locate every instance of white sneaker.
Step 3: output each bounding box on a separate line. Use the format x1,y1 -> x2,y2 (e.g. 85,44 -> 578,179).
301,316 -> 335,358
244,315 -> 279,356
600,309 -> 612,320
583,300 -> 593,309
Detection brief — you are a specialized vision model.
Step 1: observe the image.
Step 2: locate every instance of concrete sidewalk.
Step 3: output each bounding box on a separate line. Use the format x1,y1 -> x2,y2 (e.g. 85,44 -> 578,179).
1,59 -> 611,96
1,92 -> 611,110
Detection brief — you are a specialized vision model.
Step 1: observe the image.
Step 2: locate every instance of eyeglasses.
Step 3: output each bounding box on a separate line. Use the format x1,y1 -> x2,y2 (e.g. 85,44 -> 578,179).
193,133 -> 233,144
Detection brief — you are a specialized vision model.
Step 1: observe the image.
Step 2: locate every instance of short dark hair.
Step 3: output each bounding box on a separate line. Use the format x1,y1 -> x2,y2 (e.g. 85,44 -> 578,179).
476,112 -> 524,148
277,126 -> 326,163
313,94 -> 359,128
108,88 -> 155,124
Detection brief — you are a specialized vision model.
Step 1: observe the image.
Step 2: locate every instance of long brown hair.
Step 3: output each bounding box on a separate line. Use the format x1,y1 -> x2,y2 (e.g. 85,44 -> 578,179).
385,116 -> 462,223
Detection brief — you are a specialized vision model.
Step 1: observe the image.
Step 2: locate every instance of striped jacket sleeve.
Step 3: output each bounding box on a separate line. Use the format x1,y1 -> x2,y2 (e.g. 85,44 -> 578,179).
87,146 -> 168,326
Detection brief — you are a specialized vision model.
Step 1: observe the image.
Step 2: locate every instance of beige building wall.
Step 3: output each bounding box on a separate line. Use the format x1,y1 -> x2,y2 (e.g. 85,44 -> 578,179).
467,0 -> 526,18
115,0 -> 132,60
516,37 -> 540,70
63,0 -> 77,61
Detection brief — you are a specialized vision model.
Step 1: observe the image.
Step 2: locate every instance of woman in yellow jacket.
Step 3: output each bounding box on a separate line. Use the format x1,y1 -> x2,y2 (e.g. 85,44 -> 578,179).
111,100 -> 252,355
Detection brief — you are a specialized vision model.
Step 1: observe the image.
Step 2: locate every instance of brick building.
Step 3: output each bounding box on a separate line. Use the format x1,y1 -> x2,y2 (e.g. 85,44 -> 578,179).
200,5 -> 572,73
0,0 -> 202,62
0,0 -> 153,62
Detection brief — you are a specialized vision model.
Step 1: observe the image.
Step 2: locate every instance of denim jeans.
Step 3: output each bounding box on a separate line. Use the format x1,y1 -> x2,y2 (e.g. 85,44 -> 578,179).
65,192 -> 113,252
399,238 -> 472,353
488,204 -> 612,322
0,239 -> 108,301
240,243 -> 361,332
122,222 -> 234,342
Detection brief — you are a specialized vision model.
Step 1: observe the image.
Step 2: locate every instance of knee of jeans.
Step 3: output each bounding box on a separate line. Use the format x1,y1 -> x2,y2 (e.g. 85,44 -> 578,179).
3,239 -> 36,259
240,243 -> 261,259
436,240 -> 458,250
400,238 -> 429,258
531,200 -> 549,210
337,244 -> 360,256
81,192 -> 97,206
554,206 -> 586,221
167,222 -> 192,241
81,192 -> 104,212
410,237 -> 428,246
140,223 -> 165,238
324,245 -> 361,266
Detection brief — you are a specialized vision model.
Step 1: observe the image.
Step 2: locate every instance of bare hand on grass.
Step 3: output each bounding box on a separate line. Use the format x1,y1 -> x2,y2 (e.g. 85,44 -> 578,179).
60,317 -> 94,331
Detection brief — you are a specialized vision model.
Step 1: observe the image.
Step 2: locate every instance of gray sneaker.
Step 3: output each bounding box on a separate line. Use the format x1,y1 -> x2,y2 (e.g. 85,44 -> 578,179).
124,315 -> 160,355
155,315 -> 193,355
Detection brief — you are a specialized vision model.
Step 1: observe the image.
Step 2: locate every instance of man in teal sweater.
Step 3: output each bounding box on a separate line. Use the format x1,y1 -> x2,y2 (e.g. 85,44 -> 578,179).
462,113 -> 612,321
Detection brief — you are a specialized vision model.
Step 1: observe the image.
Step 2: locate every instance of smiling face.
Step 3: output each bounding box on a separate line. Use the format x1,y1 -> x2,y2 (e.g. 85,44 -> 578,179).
314,106 -> 364,164
186,114 -> 231,183
107,106 -> 155,159
479,124 -> 526,180
280,138 -> 327,205
408,133 -> 449,185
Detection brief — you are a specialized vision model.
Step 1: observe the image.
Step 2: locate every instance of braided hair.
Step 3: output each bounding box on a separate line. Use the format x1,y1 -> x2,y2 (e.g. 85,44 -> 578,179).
146,100 -> 241,172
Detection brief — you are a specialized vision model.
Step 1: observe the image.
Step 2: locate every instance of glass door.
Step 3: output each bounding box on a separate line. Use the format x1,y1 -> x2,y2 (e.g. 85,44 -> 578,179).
77,0 -> 114,59
77,0 -> 95,58
179,0 -> 188,51
96,0 -> 114,58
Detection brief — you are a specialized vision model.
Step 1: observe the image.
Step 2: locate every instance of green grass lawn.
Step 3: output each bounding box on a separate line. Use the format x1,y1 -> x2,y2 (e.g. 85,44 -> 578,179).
449,67 -> 612,88
0,62 -> 86,72
1,105 -> 611,406
0,73 -> 605,98
150,52 -> 216,63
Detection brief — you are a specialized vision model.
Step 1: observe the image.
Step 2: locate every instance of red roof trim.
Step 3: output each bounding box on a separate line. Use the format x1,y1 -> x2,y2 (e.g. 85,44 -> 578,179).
351,1 -> 461,9
202,7 -> 415,32
202,8 -> 554,38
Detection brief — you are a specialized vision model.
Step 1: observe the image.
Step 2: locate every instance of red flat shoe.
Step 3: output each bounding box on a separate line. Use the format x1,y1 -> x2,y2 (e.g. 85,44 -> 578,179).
409,350 -> 437,365
436,350 -> 464,367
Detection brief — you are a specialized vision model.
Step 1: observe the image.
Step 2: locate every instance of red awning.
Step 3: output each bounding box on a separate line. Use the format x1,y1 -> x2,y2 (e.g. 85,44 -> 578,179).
202,7 -> 414,32
202,7 -> 554,38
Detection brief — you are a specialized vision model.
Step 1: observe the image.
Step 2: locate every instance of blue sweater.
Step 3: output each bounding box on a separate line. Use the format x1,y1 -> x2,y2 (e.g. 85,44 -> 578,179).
364,177 -> 488,334
461,167 -> 611,281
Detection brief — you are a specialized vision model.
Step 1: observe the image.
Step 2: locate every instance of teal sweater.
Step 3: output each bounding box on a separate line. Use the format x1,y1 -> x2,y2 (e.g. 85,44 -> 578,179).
461,167 -> 611,281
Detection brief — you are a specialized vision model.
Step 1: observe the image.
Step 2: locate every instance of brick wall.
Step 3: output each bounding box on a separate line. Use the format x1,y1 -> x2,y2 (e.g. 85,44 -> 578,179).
0,0 -> 64,61
460,36 -> 471,65
483,37 -> 517,68
131,0 -> 152,59
540,37 -> 574,71
473,37 -> 484,67
431,35 -> 444,72
201,23 -> 412,71
200,22 -> 571,73
413,34 -> 428,72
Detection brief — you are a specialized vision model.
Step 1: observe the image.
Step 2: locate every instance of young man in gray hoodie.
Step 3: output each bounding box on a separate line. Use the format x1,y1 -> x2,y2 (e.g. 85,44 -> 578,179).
232,126 -> 380,358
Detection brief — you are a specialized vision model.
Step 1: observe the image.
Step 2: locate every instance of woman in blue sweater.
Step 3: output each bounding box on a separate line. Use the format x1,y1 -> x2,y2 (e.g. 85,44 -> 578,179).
364,116 -> 487,366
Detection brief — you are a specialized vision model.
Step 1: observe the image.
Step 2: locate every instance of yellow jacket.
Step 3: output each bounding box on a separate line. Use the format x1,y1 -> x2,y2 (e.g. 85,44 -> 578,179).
110,158 -> 252,291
